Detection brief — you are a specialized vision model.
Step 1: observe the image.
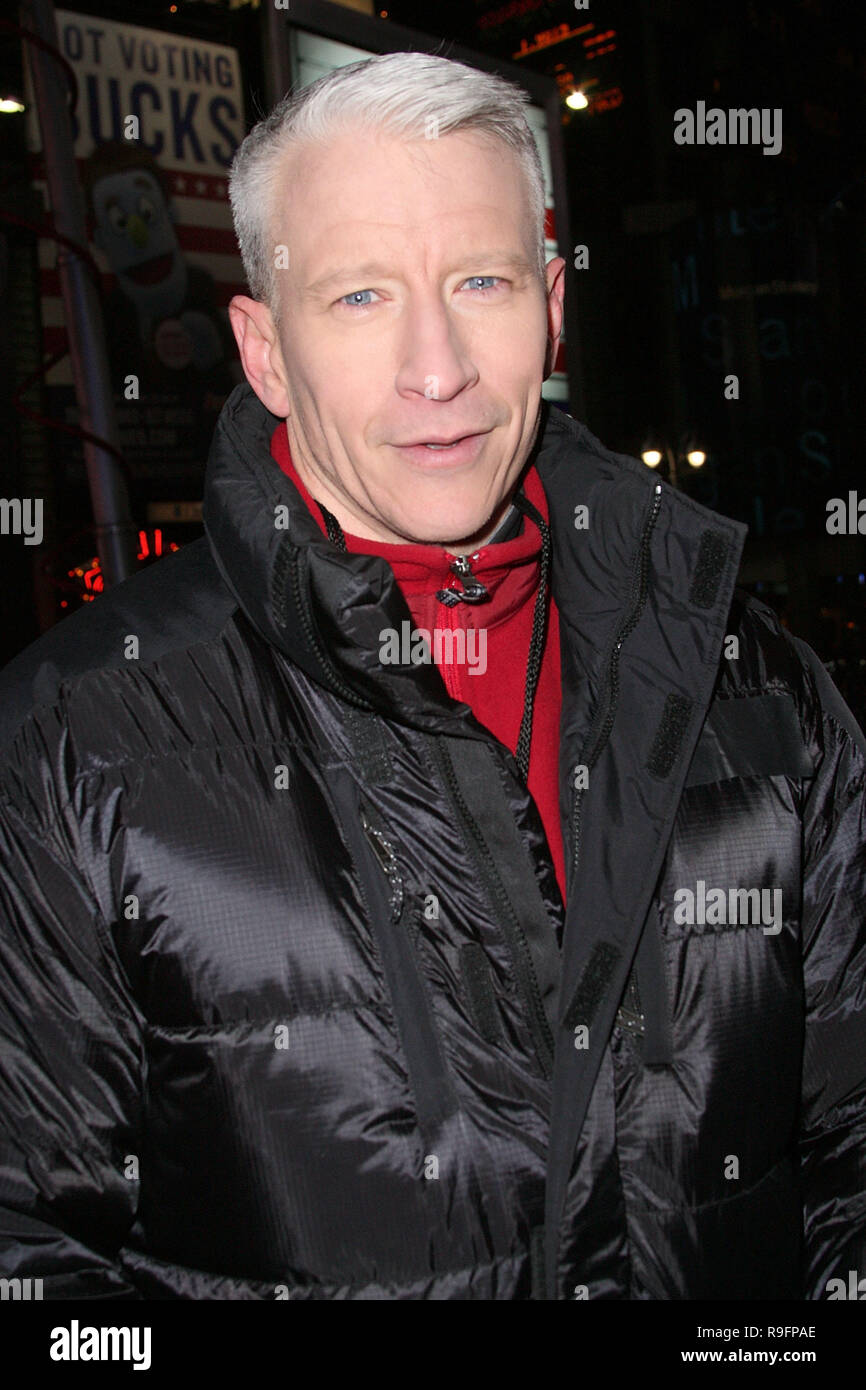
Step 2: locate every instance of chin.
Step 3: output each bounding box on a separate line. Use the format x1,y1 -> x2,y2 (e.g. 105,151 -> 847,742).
395,510 -> 489,548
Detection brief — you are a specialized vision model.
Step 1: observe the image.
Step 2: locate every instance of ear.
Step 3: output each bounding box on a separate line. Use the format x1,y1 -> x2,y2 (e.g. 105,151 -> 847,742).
542,256 -> 566,380
228,295 -> 290,416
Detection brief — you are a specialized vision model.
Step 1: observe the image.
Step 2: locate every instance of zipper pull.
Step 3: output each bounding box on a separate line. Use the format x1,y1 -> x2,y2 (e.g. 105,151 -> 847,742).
360,807 -> 404,924
450,555 -> 475,579
436,553 -> 489,606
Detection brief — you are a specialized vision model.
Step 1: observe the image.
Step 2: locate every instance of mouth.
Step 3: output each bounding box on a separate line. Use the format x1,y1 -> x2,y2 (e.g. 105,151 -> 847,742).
392,432 -> 490,467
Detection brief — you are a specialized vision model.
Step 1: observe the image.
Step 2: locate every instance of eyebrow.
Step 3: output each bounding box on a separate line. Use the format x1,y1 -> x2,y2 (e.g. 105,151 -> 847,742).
305,252 -> 536,299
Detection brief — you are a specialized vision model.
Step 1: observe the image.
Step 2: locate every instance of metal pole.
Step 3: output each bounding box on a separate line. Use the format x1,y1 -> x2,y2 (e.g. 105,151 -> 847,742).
638,0 -> 687,459
263,2 -> 293,111
21,0 -> 136,586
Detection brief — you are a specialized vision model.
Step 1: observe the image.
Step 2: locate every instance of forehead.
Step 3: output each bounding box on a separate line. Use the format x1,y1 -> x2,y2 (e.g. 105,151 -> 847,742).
271,126 -> 532,261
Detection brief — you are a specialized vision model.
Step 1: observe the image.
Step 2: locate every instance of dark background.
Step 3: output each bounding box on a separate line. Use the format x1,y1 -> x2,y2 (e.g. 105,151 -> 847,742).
2,0 -> 864,719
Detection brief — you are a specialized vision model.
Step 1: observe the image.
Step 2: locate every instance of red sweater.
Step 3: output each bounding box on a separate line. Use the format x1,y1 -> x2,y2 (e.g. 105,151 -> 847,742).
270,424 -> 566,903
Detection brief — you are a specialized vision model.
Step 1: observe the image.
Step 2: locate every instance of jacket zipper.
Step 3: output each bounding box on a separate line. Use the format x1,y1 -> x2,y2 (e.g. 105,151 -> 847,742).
616,968 -> 645,1037
432,738 -> 555,1080
570,483 -> 663,891
360,806 -> 404,924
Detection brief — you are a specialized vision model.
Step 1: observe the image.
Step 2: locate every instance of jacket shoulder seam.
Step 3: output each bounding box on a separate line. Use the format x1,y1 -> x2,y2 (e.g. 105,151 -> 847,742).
0,614 -> 241,769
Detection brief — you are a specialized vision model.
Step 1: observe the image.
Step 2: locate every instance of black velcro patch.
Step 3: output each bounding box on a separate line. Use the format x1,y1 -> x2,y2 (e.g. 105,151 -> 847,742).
342,708 -> 393,783
689,530 -> 728,609
459,943 -> 502,1044
563,941 -> 620,1031
646,693 -> 693,779
684,693 -> 815,787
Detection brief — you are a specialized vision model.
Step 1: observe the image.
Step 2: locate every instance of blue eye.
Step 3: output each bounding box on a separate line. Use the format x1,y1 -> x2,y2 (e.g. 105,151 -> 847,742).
463,276 -> 500,292
340,289 -> 377,307
336,278 -> 502,308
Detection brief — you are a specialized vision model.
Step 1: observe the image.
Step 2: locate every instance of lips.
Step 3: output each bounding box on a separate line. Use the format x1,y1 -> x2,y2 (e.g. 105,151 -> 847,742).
398,432 -> 484,447
391,432 -> 488,467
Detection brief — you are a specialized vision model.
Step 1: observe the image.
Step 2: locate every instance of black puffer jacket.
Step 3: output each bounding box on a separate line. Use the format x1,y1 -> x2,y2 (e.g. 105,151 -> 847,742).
1,384 -> 864,1300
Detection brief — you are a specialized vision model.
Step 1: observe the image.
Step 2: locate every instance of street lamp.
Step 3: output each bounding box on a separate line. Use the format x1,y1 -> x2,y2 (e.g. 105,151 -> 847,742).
640,434 -> 708,489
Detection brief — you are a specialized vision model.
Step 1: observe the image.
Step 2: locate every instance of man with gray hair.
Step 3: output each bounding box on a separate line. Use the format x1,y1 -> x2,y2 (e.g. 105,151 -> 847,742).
0,52 -> 864,1301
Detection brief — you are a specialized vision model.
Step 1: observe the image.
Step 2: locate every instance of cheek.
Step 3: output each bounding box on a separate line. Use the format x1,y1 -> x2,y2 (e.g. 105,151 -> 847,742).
282,332 -> 343,409
477,299 -> 547,367
299,333 -> 393,413
291,368 -> 377,451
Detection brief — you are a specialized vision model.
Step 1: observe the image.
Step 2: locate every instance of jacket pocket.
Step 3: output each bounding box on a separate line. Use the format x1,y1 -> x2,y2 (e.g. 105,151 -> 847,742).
352,794 -> 461,1142
616,903 -> 673,1067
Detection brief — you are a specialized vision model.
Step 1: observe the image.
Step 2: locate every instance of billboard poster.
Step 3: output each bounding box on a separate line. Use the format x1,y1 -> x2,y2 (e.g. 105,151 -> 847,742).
26,10 -> 246,491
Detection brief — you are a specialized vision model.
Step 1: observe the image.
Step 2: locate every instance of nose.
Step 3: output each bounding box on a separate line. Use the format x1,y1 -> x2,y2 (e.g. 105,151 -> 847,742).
394,290 -> 479,402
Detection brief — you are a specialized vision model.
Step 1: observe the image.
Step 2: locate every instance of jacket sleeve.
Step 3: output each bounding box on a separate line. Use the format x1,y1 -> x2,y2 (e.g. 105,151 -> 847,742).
794,642 -> 866,1299
0,778 -> 146,1299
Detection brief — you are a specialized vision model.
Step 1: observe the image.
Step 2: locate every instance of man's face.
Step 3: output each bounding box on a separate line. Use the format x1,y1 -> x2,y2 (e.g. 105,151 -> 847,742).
236,125 -> 564,548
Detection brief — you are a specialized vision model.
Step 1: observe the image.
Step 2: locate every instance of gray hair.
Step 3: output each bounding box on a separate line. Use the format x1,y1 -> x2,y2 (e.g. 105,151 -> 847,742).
228,51 -> 547,326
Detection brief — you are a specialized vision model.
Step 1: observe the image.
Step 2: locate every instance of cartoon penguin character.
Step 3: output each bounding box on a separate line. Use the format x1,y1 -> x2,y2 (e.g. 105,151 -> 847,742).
84,141 -> 233,378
